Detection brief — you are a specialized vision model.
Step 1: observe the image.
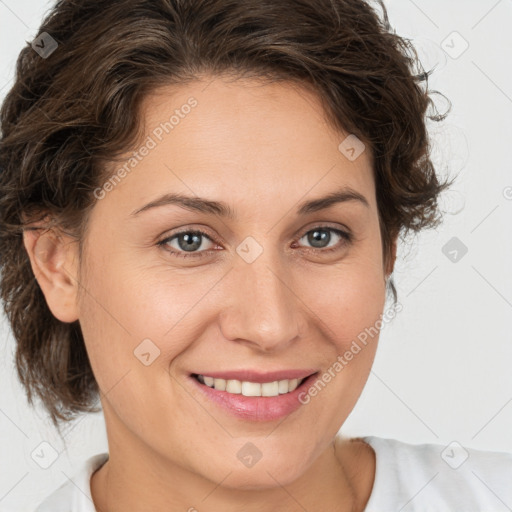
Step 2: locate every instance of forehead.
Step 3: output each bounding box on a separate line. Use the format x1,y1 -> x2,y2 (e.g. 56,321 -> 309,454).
97,77 -> 375,219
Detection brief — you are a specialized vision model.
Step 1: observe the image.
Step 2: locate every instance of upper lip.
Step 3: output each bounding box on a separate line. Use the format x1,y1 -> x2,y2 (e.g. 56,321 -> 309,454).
192,369 -> 318,383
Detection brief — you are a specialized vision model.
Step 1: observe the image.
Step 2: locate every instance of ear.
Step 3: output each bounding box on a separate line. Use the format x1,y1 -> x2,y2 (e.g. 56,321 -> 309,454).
22,224 -> 81,323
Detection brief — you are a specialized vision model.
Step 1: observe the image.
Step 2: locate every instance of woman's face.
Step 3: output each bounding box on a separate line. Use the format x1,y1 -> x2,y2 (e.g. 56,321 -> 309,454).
76,76 -> 392,488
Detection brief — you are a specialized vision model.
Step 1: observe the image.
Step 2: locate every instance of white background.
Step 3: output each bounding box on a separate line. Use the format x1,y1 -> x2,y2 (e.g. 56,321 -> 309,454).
1,0 -> 511,510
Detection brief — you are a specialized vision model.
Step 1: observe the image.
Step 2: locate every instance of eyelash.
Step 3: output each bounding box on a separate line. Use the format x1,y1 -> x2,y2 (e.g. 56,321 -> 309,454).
157,225 -> 353,260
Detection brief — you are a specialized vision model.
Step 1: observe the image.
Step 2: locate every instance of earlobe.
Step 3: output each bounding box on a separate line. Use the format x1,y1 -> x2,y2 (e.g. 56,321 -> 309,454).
22,226 -> 80,323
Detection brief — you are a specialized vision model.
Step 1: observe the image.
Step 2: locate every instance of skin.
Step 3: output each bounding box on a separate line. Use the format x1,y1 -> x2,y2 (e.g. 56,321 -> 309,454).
23,75 -> 397,511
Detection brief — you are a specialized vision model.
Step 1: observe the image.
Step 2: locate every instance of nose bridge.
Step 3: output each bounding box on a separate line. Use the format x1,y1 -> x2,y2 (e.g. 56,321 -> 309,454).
220,243 -> 301,351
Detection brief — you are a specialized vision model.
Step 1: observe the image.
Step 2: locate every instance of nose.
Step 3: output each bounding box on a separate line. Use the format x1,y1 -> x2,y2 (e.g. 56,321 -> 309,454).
218,248 -> 303,353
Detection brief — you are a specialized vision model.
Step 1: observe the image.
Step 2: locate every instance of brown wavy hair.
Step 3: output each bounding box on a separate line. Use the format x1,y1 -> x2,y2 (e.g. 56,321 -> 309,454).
0,0 -> 453,429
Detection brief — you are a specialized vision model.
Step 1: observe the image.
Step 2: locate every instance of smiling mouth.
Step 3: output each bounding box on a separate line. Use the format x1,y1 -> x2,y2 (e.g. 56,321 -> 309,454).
192,373 -> 316,397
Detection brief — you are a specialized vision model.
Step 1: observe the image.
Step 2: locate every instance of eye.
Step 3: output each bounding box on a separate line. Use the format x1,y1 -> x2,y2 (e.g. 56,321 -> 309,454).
294,225 -> 352,254
157,225 -> 352,259
157,229 -> 217,259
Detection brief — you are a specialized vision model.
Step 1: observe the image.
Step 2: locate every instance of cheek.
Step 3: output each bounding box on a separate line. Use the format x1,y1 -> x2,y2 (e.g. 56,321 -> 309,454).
316,282 -> 385,389
77,259 -> 188,437
76,241 -> 193,392
306,245 -> 387,345
295,270 -> 386,424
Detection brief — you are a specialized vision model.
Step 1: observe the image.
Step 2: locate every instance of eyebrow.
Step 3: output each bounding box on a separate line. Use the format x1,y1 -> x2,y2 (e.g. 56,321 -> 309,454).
130,186 -> 370,219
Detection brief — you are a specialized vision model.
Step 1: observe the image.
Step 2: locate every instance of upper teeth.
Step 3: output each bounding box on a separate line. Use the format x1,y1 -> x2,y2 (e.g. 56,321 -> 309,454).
196,375 -> 303,397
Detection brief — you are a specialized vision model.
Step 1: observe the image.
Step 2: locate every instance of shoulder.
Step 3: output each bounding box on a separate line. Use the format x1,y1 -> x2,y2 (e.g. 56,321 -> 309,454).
34,453 -> 109,512
358,436 -> 512,512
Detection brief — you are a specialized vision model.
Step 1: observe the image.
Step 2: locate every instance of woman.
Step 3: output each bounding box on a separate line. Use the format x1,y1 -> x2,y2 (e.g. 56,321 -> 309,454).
0,0 -> 510,510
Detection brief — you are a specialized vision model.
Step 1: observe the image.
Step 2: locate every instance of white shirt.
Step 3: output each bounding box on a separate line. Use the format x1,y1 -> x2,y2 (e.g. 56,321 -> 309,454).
34,436 -> 512,512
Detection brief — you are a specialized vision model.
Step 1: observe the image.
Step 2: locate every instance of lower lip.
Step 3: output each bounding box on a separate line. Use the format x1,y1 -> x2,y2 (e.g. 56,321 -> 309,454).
190,373 -> 318,422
